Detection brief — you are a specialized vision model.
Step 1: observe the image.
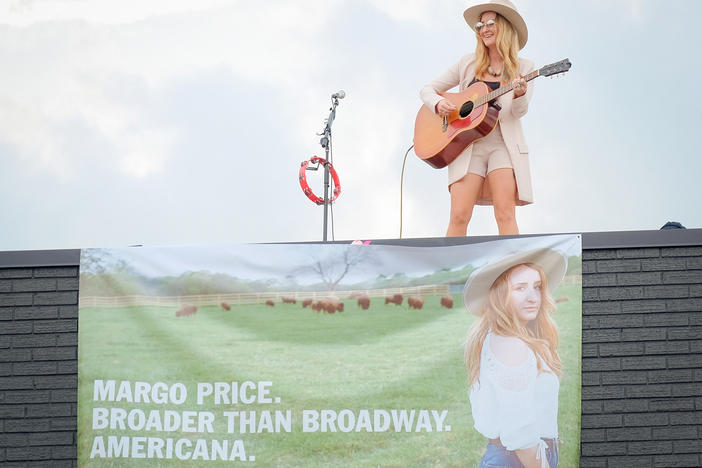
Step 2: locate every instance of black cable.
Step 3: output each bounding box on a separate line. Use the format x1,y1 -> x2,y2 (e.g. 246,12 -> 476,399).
399,144 -> 415,239
329,131 -> 335,241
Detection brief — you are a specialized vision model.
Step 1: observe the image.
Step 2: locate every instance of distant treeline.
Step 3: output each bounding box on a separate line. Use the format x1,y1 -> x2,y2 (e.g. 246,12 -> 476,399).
80,256 -> 581,298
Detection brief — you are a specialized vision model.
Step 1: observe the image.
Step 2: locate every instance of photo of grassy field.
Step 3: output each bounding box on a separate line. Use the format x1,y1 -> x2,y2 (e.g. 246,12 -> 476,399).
78,282 -> 581,467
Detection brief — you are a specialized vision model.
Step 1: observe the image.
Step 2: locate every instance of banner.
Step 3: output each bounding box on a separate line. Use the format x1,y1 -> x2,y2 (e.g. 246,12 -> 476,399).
78,234 -> 582,467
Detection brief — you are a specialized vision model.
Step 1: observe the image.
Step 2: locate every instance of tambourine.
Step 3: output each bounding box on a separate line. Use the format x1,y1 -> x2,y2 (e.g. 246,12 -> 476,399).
299,156 -> 341,205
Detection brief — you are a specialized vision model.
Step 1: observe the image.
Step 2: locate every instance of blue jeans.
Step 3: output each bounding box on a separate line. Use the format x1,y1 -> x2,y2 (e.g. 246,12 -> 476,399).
477,439 -> 559,468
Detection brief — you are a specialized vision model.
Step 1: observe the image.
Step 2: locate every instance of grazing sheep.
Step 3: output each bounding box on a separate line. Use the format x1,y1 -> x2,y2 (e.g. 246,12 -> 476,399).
282,297 -> 297,304
176,305 -> 197,317
357,295 -> 370,310
302,299 -> 313,308
385,294 -> 403,306
440,296 -> 454,309
265,300 -> 275,307
408,296 -> 424,310
220,302 -> 231,311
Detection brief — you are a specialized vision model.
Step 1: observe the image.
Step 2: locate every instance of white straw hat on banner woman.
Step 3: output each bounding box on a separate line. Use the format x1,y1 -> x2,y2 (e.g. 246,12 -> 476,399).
463,248 -> 567,316
463,0 -> 529,50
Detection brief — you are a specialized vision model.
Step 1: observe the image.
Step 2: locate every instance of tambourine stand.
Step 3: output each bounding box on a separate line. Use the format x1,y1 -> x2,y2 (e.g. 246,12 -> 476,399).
319,97 -> 340,242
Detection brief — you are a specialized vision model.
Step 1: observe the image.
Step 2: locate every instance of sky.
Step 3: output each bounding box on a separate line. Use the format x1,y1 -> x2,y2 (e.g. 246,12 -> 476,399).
0,0 -> 700,252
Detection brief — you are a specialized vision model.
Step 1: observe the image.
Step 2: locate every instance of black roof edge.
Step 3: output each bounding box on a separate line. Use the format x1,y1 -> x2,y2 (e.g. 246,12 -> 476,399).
0,249 -> 81,268
1,229 -> 700,268
277,229 -> 702,250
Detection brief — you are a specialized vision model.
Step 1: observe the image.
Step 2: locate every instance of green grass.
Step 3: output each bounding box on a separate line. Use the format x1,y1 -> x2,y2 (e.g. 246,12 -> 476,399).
78,287 -> 581,467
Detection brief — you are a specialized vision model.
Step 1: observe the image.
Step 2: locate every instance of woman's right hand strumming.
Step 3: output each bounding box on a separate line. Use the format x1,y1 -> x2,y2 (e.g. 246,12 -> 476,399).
435,98 -> 457,117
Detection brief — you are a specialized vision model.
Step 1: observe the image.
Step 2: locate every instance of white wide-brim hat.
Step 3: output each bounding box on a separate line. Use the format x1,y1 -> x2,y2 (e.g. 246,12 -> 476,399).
464,0 -> 528,50
463,248 -> 567,316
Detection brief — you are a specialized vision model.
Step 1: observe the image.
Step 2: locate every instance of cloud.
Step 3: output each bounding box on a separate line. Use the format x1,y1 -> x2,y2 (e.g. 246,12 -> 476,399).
0,0 -> 232,26
0,1 -> 342,182
625,0 -> 644,20
366,0 -> 439,27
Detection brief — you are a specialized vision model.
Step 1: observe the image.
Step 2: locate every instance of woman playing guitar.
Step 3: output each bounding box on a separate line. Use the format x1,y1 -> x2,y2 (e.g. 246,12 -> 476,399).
420,0 -> 533,237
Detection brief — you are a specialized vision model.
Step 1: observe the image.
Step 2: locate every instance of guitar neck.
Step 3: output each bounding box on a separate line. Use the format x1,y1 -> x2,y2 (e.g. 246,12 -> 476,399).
475,68 -> 540,107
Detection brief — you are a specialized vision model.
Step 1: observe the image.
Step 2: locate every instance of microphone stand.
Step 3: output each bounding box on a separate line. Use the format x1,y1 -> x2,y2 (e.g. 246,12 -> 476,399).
319,95 -> 341,242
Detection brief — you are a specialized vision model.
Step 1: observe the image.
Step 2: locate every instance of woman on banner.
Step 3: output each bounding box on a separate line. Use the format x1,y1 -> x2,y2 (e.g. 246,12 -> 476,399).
463,248 -> 566,468
419,0 -> 534,236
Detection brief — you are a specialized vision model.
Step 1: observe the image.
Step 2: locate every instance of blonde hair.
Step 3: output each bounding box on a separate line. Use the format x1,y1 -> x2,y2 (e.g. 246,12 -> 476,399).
473,13 -> 520,81
464,263 -> 562,385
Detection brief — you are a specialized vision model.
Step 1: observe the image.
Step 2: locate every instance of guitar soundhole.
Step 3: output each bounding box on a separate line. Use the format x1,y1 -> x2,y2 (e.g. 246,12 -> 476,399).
459,101 -> 474,118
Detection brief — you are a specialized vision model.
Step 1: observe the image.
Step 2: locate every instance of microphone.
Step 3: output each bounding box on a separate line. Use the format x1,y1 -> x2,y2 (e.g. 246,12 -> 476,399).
331,90 -> 346,99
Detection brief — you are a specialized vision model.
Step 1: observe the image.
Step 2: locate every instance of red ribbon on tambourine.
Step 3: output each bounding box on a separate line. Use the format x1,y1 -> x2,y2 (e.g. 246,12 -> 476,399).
299,156 -> 341,205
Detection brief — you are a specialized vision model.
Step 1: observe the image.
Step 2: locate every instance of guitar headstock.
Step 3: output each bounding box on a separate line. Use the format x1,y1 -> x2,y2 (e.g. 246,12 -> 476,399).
540,58 -> 572,77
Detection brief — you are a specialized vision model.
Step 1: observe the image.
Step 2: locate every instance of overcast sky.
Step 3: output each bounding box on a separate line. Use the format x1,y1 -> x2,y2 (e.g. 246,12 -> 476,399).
0,0 -> 699,252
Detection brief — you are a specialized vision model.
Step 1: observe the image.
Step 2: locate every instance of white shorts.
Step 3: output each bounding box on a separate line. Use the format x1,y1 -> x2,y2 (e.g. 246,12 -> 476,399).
467,124 -> 512,177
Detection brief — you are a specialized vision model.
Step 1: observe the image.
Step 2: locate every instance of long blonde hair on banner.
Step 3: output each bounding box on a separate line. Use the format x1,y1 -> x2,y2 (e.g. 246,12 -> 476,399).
473,13 -> 520,81
464,263 -> 562,386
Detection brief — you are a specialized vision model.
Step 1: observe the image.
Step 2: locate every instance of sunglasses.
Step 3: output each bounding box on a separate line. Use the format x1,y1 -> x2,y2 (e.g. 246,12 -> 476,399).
475,19 -> 496,31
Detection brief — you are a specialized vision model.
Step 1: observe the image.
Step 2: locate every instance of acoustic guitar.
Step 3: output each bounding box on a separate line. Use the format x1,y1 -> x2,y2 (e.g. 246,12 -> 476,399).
413,59 -> 572,169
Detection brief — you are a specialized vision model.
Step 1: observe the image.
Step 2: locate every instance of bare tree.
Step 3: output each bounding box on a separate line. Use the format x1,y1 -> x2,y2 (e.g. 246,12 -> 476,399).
299,246 -> 378,292
80,249 -> 133,275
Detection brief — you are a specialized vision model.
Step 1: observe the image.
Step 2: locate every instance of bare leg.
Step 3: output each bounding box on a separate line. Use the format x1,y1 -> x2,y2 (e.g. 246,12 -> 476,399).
486,168 -> 519,235
446,173 -> 484,237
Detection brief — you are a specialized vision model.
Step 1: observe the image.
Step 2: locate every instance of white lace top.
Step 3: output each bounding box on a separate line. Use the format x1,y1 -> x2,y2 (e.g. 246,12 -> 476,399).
469,332 -> 559,451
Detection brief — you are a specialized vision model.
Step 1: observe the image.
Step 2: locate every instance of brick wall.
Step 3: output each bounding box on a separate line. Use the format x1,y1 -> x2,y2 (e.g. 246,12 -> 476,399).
1,233 -> 701,466
580,246 -> 702,467
1,264 -> 79,468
